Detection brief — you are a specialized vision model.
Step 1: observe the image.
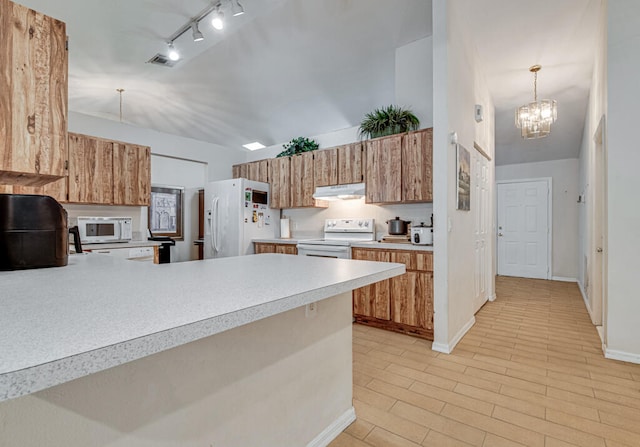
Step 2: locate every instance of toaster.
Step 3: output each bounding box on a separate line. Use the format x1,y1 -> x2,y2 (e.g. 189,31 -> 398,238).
410,225 -> 433,245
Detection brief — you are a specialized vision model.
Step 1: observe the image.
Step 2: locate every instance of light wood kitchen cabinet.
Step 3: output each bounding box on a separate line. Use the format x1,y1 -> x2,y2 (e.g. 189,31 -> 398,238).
268,157 -> 291,209
290,152 -> 315,208
314,148 -> 338,187
233,160 -> 269,183
337,142 -> 363,185
0,0 -> 68,187
365,134 -> 402,203
68,133 -> 114,204
352,247 -> 433,340
364,129 -> 433,204
113,142 -> 151,206
402,128 -> 433,202
0,178 -> 67,202
254,242 -> 298,255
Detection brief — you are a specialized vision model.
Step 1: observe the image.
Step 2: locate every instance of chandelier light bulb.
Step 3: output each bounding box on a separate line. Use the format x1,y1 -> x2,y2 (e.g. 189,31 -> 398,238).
515,65 -> 557,139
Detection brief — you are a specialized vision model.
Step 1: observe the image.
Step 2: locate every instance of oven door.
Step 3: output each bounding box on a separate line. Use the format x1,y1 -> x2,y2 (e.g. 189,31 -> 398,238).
296,244 -> 351,259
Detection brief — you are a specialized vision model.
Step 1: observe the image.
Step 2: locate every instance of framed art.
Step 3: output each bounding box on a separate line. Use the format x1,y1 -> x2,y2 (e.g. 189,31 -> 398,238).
149,185 -> 184,240
456,144 -> 471,211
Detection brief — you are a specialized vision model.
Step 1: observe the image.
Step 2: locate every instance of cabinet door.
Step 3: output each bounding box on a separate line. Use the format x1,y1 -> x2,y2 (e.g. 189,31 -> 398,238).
68,133 -> 114,204
275,244 -> 298,255
290,153 -> 315,208
3,178 -> 67,202
402,128 -> 433,202
248,160 -> 269,183
254,243 -> 276,254
337,142 -> 363,185
268,157 -> 290,209
113,143 -> 151,206
391,271 -> 432,330
0,0 -> 67,184
314,148 -> 338,187
352,248 -> 391,320
365,134 -> 402,203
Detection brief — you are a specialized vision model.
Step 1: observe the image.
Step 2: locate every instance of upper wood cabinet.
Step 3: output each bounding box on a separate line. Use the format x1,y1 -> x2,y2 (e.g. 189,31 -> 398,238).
290,152 -> 315,208
365,129 -> 433,204
365,134 -> 403,203
68,133 -> 114,204
113,142 -> 151,206
268,157 -> 291,209
402,128 -> 433,202
337,142 -> 363,185
313,143 -> 363,187
232,160 -> 269,183
0,0 -> 68,187
313,148 -> 338,187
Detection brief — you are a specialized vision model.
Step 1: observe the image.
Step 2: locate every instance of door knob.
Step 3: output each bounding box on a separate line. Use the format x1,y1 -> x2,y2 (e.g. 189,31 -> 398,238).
596,247 -> 603,253
498,233 -> 503,237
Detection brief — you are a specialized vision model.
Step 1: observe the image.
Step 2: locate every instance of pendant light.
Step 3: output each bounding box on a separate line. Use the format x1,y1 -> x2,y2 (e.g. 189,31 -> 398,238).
515,65 -> 557,139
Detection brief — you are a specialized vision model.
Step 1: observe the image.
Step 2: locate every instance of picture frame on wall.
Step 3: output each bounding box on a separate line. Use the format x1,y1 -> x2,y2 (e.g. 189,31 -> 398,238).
456,144 -> 471,211
149,185 -> 184,240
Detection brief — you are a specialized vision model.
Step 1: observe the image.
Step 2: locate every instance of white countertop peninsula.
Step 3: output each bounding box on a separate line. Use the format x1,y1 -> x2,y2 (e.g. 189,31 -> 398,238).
0,253 -> 403,447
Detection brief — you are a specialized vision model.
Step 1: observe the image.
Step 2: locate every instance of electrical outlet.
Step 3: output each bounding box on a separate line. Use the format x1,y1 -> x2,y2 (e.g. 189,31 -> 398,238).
305,302 -> 318,318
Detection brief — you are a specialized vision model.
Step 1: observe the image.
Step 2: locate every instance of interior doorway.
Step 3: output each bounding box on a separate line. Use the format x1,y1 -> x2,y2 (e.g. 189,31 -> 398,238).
497,179 -> 551,279
590,116 -> 607,337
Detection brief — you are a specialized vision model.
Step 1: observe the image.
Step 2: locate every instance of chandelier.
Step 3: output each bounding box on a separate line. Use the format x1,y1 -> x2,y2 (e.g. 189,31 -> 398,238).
515,65 -> 557,139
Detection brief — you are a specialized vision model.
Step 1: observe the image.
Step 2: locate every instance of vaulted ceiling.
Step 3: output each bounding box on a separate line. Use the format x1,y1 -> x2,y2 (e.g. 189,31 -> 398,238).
16,0 -> 602,165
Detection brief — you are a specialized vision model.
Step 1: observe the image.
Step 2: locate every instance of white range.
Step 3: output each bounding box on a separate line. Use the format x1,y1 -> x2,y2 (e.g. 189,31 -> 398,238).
296,218 -> 375,259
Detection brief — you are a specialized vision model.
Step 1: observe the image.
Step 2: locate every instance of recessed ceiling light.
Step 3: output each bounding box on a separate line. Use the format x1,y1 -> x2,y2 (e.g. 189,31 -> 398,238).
243,142 -> 266,151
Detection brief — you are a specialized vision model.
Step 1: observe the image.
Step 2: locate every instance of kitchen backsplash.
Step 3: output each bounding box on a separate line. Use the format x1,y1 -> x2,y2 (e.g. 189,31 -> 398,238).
280,200 -> 433,239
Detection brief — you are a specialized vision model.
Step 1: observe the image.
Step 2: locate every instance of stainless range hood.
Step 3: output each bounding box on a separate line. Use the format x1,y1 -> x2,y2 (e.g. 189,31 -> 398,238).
312,183 -> 365,201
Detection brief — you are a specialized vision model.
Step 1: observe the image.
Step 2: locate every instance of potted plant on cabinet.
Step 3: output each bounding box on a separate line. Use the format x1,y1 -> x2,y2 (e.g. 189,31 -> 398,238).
276,137 -> 319,158
358,105 -> 420,139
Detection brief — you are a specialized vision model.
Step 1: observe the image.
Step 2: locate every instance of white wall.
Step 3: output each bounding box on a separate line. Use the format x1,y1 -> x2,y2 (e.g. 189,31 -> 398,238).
432,0 -> 496,353
605,0 -> 640,360
68,112 -> 244,262
496,159 -> 580,280
396,37 -> 434,128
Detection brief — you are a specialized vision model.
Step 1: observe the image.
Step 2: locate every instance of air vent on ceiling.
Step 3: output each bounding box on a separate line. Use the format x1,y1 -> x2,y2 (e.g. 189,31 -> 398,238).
147,54 -> 178,67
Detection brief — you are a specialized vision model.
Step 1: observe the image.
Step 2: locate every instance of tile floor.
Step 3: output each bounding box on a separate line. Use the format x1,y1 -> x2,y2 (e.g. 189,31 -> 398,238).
328,276 -> 640,447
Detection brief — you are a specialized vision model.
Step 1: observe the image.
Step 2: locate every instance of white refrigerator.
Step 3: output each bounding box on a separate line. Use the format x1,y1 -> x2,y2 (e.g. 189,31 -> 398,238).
204,178 -> 277,259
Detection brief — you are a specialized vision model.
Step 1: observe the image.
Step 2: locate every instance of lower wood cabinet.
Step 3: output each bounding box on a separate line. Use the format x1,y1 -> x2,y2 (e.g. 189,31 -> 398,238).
352,247 -> 434,340
254,242 -> 298,255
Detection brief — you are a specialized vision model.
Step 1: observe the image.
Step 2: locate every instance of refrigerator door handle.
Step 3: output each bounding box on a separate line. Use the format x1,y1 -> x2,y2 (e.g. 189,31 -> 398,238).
210,196 -> 218,253
214,197 -> 221,252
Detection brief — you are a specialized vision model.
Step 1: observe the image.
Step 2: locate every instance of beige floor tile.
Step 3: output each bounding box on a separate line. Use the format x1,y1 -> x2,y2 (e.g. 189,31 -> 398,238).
387,363 -> 458,391
410,380 -> 494,416
367,379 -> 446,414
354,399 -> 429,444
545,408 -> 640,446
423,430 -> 475,446
454,382 -> 545,419
364,427 -> 425,447
543,437 -> 581,447
344,418 -> 375,440
354,384 -> 397,411
330,432 -> 372,447
482,433 -> 526,447
391,401 -> 487,446
354,361 -> 415,388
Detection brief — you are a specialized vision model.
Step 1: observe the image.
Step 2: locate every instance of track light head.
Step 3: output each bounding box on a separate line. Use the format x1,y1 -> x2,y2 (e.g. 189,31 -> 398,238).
191,21 -> 204,42
167,42 -> 180,61
232,0 -> 245,16
212,6 -> 224,30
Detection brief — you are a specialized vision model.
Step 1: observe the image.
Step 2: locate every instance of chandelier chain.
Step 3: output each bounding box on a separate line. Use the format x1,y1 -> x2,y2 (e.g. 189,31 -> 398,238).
533,71 -> 538,102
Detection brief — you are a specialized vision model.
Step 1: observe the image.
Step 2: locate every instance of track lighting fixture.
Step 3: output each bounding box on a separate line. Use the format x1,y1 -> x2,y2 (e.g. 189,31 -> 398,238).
152,1 -> 247,66
167,42 -> 180,61
232,0 -> 245,17
211,6 -> 224,30
191,21 -> 204,42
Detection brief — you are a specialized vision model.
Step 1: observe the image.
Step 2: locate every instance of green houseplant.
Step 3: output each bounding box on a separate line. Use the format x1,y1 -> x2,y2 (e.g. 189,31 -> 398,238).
358,105 -> 420,139
276,137 -> 319,158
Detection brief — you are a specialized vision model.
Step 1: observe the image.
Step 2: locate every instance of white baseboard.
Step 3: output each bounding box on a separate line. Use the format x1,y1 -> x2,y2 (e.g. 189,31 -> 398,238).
577,280 -> 595,323
488,293 -> 497,302
431,316 -> 476,355
551,276 -> 577,282
604,347 -> 640,365
306,406 -> 356,447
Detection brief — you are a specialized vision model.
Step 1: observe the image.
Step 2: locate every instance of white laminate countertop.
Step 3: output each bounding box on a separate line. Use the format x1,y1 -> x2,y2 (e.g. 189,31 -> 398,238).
252,238 -> 300,244
0,253 -> 404,402
253,238 -> 433,252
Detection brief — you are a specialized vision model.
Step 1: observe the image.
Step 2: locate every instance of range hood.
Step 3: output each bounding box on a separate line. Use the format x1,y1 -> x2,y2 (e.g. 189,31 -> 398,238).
312,183 -> 365,201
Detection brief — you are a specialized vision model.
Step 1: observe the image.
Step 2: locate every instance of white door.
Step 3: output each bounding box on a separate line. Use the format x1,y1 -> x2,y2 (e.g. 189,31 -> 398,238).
497,180 -> 550,279
473,151 -> 491,313
590,117 -> 607,328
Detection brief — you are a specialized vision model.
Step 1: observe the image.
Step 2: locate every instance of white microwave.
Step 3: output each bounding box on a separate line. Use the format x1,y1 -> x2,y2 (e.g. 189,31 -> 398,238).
77,216 -> 133,244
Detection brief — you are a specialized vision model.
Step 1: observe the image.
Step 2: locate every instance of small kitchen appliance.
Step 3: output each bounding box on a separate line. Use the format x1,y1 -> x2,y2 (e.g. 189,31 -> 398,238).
77,216 -> 132,244
386,216 -> 411,235
0,194 -> 69,270
204,178 -> 276,259
297,218 -> 375,259
411,223 -> 433,246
